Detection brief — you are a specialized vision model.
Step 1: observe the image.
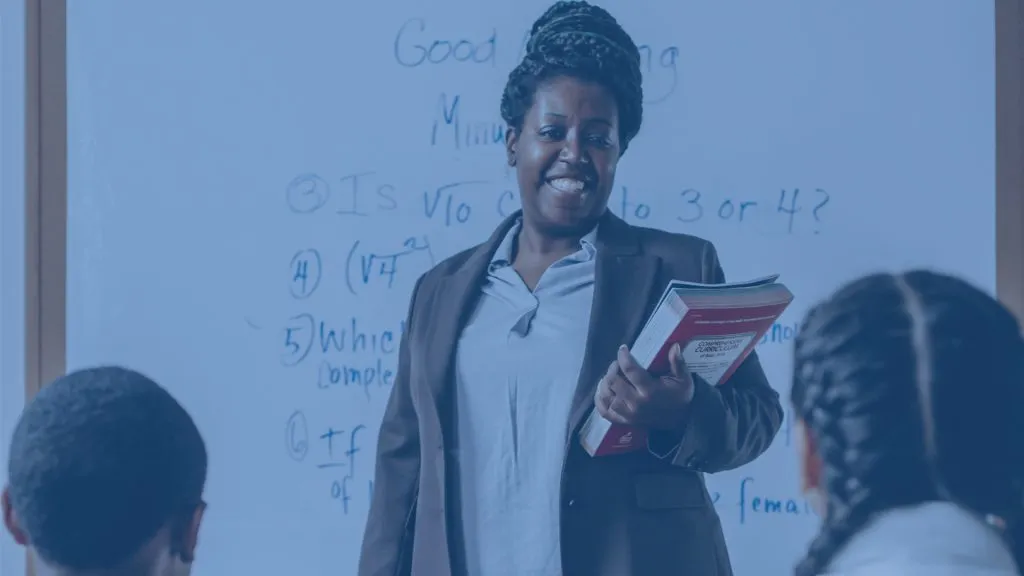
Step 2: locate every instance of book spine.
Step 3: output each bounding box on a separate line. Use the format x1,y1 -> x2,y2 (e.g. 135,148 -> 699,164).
632,294 -> 684,368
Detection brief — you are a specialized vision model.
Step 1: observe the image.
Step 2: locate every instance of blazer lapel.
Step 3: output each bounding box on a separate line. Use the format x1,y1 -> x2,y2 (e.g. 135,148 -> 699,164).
565,212 -> 663,441
420,210 -> 662,445
423,212 -> 522,432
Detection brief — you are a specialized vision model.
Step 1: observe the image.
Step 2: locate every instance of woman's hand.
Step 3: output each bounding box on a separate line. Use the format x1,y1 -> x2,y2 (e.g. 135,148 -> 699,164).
594,343 -> 695,432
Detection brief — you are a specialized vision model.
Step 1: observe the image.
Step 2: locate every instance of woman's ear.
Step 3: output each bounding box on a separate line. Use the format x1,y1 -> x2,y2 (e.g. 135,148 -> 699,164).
505,127 -> 518,167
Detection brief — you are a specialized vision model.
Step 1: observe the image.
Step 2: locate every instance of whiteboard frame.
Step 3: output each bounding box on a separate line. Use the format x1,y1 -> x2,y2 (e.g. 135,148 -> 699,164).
17,1 -> 1024,575
24,0 -> 64,573
997,0 -> 1024,320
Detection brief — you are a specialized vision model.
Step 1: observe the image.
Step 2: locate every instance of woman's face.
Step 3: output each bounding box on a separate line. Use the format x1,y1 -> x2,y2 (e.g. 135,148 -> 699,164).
506,75 -> 621,236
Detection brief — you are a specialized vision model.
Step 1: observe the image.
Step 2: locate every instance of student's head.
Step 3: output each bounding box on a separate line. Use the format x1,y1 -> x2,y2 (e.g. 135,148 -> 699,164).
501,0 -> 643,237
790,270 -> 1024,575
2,366 -> 208,576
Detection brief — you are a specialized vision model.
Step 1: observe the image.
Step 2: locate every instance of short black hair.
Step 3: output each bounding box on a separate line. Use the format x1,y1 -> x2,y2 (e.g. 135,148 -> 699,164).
7,366 -> 207,570
791,271 -> 1024,575
500,0 -> 644,153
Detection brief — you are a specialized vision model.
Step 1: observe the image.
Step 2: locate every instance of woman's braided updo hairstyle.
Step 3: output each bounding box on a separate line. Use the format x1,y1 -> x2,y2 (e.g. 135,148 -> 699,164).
500,1 -> 643,154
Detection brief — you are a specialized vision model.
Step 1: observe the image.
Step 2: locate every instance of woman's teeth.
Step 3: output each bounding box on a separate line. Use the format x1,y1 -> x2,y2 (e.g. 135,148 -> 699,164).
547,178 -> 586,193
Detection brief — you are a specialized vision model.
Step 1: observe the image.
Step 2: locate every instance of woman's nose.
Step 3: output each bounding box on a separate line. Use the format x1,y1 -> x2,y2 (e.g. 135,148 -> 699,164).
559,134 -> 585,163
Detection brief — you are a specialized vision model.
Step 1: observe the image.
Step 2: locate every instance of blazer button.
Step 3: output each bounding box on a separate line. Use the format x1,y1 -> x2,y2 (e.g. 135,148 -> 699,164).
567,499 -> 576,507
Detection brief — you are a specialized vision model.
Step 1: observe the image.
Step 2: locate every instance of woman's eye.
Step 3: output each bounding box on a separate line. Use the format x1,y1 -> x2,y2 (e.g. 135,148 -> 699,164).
539,126 -> 565,138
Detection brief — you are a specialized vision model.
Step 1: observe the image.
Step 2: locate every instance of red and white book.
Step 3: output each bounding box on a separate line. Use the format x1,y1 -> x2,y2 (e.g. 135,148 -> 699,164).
579,274 -> 794,457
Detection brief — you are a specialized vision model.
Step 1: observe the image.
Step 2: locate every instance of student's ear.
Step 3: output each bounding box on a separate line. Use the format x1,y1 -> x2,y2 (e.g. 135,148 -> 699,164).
796,419 -> 828,516
175,502 -> 206,563
2,486 -> 28,546
799,427 -> 823,494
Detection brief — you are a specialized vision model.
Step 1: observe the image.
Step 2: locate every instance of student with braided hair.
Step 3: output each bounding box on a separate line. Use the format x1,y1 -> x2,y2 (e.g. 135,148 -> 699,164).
360,2 -> 783,575
791,270 -> 1024,575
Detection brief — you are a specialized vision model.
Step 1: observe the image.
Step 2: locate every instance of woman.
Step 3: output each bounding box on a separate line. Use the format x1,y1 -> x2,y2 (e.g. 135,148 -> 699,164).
359,2 -> 783,575
791,271 -> 1024,575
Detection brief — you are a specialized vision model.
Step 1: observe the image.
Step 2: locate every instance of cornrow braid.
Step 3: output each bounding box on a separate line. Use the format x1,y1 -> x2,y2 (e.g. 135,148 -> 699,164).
792,295 -> 928,576
790,272 -> 1013,575
501,0 -> 643,154
899,271 -> 1024,571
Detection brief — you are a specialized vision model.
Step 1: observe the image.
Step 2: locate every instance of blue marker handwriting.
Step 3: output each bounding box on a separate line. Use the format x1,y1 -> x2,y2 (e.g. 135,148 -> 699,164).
316,358 -> 397,399
432,93 -> 506,149
637,42 -> 680,104
281,314 -> 403,367
613,185 -> 833,235
286,172 -> 832,235
288,238 -> 432,301
759,321 -> 800,346
422,180 -> 494,226
285,410 -> 310,462
285,412 -> 372,515
321,425 -> 369,515
286,171 -> 398,216
389,18 -> 679,105
289,248 -> 322,300
344,235 -> 434,295
393,18 -> 497,68
706,476 -> 818,525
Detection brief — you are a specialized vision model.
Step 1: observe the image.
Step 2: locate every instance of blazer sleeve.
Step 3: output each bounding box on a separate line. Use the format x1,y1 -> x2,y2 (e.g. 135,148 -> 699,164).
358,275 -> 424,576
652,241 -> 785,473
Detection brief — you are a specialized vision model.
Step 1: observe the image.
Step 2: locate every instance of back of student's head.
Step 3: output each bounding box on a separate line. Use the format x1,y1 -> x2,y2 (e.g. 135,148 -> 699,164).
2,366 -> 207,576
790,270 -> 1024,575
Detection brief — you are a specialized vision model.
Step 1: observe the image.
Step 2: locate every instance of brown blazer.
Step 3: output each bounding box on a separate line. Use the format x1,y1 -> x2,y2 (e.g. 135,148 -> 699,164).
359,211 -> 784,576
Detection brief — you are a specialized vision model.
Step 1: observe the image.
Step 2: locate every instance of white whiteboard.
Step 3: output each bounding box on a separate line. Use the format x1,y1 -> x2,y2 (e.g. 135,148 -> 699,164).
66,2 -> 995,575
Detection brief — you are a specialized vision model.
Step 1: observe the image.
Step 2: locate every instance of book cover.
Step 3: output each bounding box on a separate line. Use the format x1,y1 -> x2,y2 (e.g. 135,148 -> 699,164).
579,276 -> 794,457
